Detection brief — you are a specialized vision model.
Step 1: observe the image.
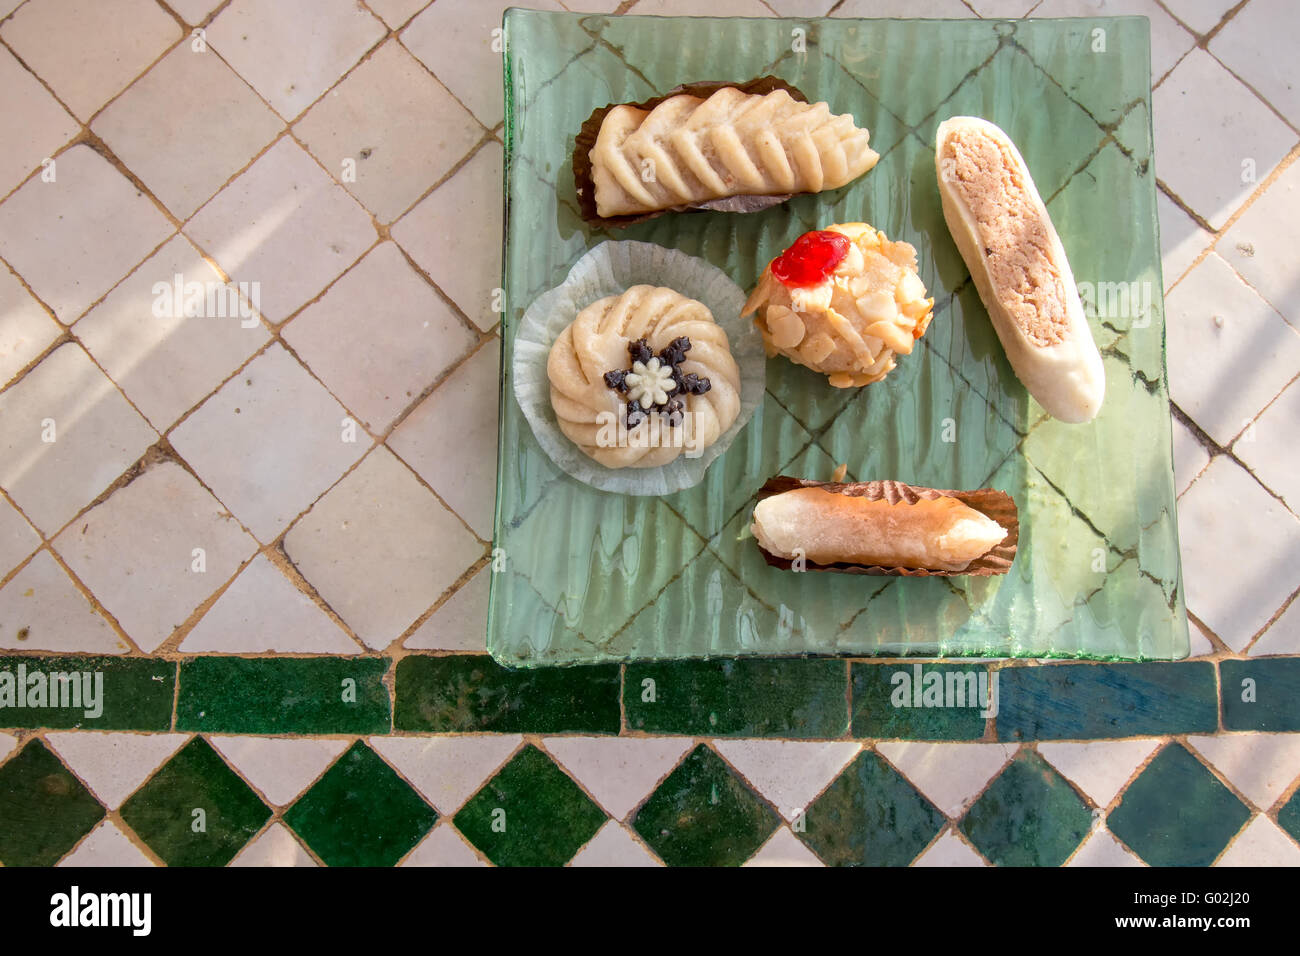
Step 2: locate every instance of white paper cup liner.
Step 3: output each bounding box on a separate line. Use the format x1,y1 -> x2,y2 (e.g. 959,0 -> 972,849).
513,240 -> 765,496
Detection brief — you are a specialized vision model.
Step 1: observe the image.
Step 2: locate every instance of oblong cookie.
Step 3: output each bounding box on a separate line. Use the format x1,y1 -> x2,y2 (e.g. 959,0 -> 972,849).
936,116 -> 1105,423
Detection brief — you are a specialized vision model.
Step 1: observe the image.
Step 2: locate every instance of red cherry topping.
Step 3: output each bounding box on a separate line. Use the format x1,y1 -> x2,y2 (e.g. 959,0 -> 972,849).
770,230 -> 851,287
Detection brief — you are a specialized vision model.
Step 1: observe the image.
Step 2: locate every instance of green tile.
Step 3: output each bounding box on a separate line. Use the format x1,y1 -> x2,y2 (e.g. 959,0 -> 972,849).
176,657 -> 390,735
1015,17 -> 1150,128
454,744 -> 606,867
625,659 -> 849,738
1277,789 -> 1300,845
0,656 -> 174,730
395,655 -> 620,733
1107,743 -> 1251,867
959,750 -> 1092,866
0,740 -> 104,866
1221,660 -> 1300,732
801,750 -> 945,866
284,741 -> 436,867
851,663 -> 990,740
119,736 -> 270,867
631,745 -> 779,866
997,662 -> 1218,740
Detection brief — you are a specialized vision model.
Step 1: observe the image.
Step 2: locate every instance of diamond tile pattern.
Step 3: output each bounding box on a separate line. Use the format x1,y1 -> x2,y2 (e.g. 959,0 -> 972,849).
119,736 -> 271,867
455,744 -> 606,867
0,2 -> 1299,869
284,741 -> 437,866
631,745 -> 779,867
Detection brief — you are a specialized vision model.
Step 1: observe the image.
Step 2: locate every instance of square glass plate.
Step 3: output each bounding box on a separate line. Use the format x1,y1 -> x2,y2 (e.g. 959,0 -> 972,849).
490,9 -> 1188,665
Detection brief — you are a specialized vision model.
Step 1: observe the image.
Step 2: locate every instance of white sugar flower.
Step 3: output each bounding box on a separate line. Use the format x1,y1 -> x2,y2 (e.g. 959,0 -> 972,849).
622,357 -> 675,407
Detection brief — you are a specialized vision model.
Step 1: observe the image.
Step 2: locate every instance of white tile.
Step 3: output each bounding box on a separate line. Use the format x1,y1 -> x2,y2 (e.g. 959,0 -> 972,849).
206,0 -> 386,119
295,40 -> 481,223
1187,734 -> 1300,811
0,550 -> 124,652
876,742 -> 1017,817
1038,739 -> 1160,806
403,564 -> 488,655
92,44 -> 283,220
961,0 -> 1039,15
569,821 -> 663,867
1177,456 -> 1300,650
53,461 -> 258,653
401,0 -> 567,129
1172,416 -> 1211,496
1216,815 -> 1300,866
560,0 -> 630,9
388,342 -> 496,537
0,343 -> 156,534
1188,615 -> 1217,657
1153,49 -> 1296,229
1067,826 -> 1144,866
711,740 -> 861,822
392,140 -> 501,331
913,830 -> 989,866
743,827 -> 825,867
0,0 -> 24,17
832,0 -> 974,13
208,737 -> 348,807
0,145 -> 174,323
1219,159 -> 1300,326
764,0 -> 836,15
1031,0 -> 1193,81
230,822 -> 318,867
1235,380 -> 1300,512
283,448 -> 483,649
168,344 -> 366,543
369,735 -> 522,814
543,737 -> 693,820
0,0 -> 180,121
0,495 -> 40,576
1157,189 -> 1211,292
45,732 -> 188,808
74,235 -> 270,431
1160,0 -> 1237,35
367,0 -> 430,29
184,138 -> 375,324
401,823 -> 488,867
179,553 -> 361,654
0,43 -> 79,198
166,0 -> 225,24
629,0 -> 774,14
1250,596 -> 1300,656
1166,252 -> 1300,446
282,242 -> 477,432
1210,0 -> 1300,128
403,564 -> 489,652
57,821 -> 156,867
0,265 -> 60,387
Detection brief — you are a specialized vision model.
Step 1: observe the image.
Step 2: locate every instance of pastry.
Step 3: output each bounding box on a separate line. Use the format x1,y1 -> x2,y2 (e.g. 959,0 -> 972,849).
584,83 -> 879,220
742,224 -> 935,387
751,477 -> 1018,576
547,285 -> 742,469
935,116 -> 1105,423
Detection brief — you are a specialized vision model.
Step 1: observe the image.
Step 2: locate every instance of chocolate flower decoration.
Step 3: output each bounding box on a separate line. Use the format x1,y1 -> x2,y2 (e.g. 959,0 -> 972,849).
604,336 -> 711,428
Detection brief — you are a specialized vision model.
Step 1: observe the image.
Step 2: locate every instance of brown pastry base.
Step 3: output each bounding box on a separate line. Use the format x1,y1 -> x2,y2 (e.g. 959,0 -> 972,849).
754,476 -> 1019,577
572,77 -> 809,229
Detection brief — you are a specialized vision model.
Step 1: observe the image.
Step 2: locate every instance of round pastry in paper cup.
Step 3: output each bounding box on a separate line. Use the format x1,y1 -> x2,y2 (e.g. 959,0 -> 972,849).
514,240 -> 765,496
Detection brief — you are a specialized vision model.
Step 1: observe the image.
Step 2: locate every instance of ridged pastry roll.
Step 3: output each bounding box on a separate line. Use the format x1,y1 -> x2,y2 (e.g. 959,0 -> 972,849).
589,87 -> 879,218
742,224 -> 935,388
935,116 -> 1105,423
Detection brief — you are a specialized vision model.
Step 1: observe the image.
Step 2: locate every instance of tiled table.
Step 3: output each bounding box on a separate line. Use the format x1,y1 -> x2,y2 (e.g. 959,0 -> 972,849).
0,0 -> 1296,867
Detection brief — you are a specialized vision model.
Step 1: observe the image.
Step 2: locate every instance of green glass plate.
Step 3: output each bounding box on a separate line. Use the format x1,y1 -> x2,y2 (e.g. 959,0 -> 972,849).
490,10 -> 1188,665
